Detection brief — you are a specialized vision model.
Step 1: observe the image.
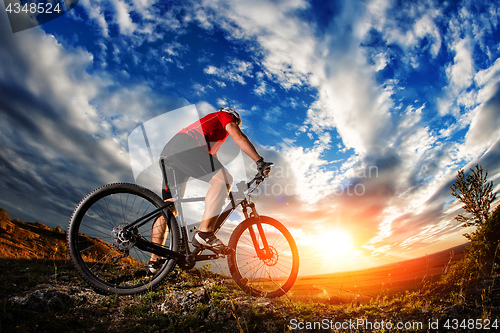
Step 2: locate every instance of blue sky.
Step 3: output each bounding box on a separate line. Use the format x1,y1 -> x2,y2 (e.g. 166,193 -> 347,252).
1,0 -> 500,275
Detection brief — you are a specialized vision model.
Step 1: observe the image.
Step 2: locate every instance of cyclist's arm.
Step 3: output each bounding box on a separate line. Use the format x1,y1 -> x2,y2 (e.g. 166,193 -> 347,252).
225,122 -> 261,162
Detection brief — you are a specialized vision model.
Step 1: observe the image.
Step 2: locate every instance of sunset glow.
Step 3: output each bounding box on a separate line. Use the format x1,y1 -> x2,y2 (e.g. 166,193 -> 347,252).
316,229 -> 354,258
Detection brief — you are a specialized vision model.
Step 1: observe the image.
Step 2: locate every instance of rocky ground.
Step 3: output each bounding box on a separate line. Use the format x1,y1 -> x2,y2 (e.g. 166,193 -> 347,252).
1,258 -> 293,332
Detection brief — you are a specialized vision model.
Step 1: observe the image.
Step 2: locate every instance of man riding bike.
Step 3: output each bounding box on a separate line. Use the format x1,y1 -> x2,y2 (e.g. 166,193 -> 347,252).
149,107 -> 272,271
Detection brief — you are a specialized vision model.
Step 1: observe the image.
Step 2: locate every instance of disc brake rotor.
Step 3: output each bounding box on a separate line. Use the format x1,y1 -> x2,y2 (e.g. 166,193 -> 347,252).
262,246 -> 278,266
112,225 -> 136,251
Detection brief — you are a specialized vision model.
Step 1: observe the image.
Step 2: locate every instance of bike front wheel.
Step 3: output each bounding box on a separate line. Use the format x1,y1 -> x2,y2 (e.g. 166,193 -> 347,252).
67,183 -> 179,295
228,216 -> 299,298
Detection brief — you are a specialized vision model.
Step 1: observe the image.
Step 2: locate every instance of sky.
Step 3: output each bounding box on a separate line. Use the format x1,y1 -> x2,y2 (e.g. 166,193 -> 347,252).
1,0 -> 500,275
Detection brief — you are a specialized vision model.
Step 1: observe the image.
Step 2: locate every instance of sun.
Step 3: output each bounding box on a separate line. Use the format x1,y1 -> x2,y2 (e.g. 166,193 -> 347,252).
317,228 -> 354,257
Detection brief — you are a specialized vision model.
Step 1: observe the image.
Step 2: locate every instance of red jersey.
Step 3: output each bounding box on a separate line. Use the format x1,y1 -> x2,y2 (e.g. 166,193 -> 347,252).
179,111 -> 236,154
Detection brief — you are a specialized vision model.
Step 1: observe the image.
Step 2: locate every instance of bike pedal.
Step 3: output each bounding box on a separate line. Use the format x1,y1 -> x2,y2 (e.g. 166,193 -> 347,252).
223,247 -> 234,255
204,246 -> 229,255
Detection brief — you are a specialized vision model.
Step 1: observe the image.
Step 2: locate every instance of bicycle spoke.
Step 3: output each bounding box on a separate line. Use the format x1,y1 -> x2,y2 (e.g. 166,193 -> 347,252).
229,217 -> 299,297
89,204 -> 115,229
67,183 -> 179,295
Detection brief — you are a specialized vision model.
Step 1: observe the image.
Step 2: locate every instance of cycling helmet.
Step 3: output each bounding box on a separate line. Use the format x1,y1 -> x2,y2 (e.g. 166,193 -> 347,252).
220,106 -> 242,126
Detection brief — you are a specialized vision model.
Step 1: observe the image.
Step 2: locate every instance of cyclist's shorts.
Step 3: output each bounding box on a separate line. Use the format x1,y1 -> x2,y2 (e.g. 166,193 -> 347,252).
160,133 -> 225,200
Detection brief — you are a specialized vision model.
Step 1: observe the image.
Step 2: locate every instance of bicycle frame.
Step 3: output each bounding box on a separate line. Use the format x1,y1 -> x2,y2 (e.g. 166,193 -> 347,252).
67,160 -> 298,297
123,160 -> 268,266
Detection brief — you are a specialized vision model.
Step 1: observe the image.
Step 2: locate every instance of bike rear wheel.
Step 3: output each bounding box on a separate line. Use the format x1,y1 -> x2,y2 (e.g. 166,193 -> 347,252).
228,216 -> 299,298
67,183 -> 179,295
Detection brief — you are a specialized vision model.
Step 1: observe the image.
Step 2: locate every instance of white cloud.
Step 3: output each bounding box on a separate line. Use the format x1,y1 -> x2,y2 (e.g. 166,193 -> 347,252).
464,86 -> 500,155
198,0 -> 315,90
438,37 -> 475,115
253,78 -> 269,95
0,30 -> 100,138
0,26 -> 185,225
414,14 -> 442,57
362,0 -> 443,65
278,134 -> 344,204
76,0 -> 186,44
111,0 -> 138,35
197,0 -> 395,158
76,0 -> 110,37
0,30 -> 111,222
457,47 -> 500,158
164,41 -> 187,57
313,68 -> 394,154
204,59 -> 253,85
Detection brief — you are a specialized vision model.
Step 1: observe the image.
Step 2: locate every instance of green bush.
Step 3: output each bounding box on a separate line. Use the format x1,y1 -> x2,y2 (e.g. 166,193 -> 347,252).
469,204 -> 500,275
450,165 -> 499,277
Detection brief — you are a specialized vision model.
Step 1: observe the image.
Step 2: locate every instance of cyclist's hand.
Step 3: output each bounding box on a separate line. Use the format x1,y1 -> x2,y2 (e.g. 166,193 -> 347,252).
256,158 -> 273,178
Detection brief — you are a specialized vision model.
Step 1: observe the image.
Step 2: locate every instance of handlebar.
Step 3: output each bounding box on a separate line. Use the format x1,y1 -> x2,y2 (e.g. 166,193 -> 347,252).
247,173 -> 265,188
235,172 -> 267,194
234,161 -> 272,199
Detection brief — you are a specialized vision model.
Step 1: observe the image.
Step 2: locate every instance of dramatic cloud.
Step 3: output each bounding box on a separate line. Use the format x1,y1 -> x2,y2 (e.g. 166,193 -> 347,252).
192,0 -> 500,266
0,22 -> 184,224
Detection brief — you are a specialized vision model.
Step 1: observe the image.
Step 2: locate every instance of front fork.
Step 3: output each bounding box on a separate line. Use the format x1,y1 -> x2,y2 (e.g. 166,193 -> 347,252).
241,201 -> 272,260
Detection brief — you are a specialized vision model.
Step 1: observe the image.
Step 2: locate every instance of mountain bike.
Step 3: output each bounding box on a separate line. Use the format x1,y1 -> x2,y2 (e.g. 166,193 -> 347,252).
66,161 -> 299,298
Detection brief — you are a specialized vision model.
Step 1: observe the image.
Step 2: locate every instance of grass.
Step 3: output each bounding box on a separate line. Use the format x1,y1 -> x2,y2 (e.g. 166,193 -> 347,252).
1,257 -> 499,332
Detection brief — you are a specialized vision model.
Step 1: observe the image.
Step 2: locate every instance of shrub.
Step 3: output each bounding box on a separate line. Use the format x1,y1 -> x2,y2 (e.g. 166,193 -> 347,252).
474,205 -> 500,274
450,164 -> 496,231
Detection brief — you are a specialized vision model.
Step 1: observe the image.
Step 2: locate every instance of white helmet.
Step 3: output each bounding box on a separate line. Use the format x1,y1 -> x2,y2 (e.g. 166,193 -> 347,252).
220,106 -> 241,126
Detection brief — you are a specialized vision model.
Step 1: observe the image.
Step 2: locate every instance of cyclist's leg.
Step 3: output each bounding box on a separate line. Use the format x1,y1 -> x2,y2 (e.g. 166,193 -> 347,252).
150,160 -> 187,263
165,140 -> 233,233
161,134 -> 233,243
150,199 -> 175,262
155,134 -> 203,254
176,150 -> 233,249
150,215 -> 167,264
199,167 -> 233,233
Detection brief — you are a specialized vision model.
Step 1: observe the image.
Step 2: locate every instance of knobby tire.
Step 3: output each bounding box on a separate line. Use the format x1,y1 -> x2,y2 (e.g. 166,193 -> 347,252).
228,216 -> 299,298
66,183 -> 179,295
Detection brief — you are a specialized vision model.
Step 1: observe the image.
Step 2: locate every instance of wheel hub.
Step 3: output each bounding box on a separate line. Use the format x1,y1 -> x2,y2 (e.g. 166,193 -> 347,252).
112,225 -> 136,251
262,246 -> 278,266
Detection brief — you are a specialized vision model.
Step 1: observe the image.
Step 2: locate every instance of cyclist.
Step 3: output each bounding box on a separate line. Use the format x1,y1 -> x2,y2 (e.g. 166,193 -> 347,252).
149,107 -> 272,271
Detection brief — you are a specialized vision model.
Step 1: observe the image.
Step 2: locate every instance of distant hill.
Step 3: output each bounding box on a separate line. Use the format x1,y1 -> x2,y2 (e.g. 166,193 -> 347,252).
0,208 -> 125,264
304,243 -> 469,280
290,244 -> 469,303
0,208 -> 68,260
